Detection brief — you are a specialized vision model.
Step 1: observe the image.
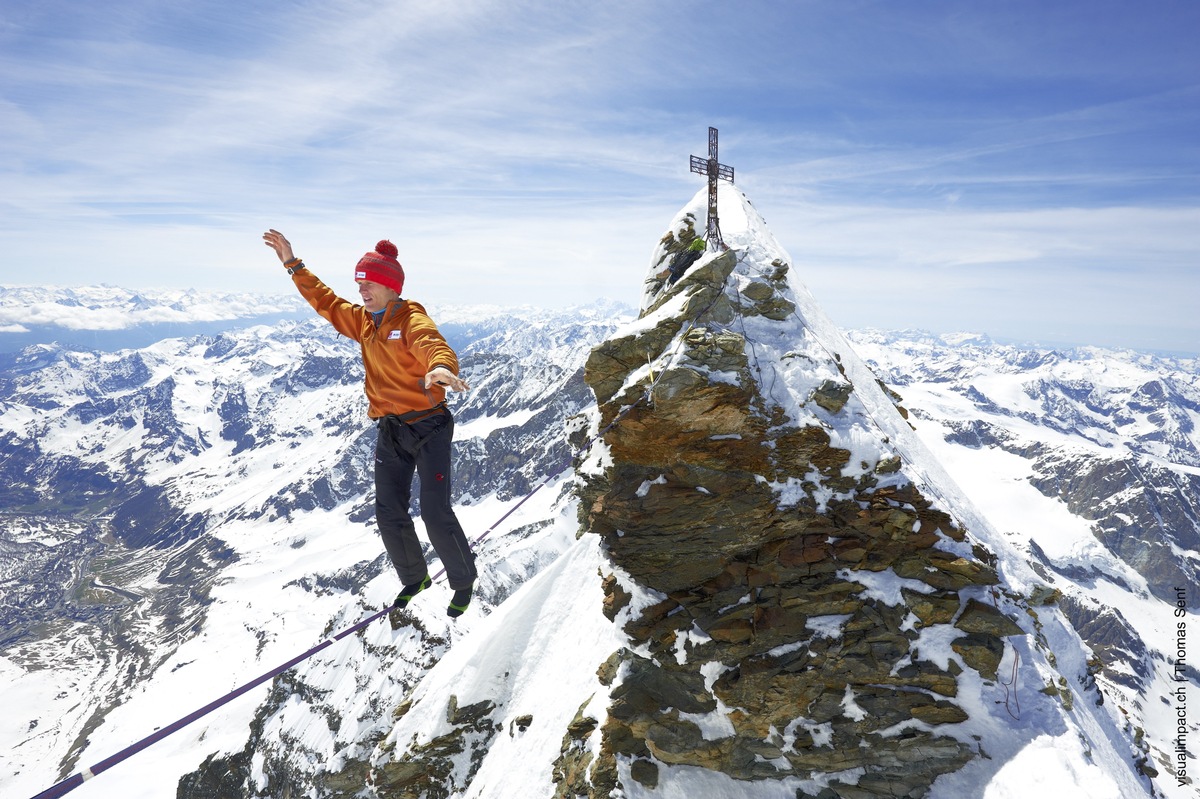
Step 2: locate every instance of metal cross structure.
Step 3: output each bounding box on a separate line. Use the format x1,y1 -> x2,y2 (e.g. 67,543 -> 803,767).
689,126 -> 735,248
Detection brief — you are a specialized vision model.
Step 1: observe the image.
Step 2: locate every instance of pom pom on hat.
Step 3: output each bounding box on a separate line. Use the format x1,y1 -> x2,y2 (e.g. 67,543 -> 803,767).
355,239 -> 405,295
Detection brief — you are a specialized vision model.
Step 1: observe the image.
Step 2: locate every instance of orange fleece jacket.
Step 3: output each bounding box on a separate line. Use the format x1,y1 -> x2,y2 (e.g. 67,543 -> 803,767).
291,267 -> 460,419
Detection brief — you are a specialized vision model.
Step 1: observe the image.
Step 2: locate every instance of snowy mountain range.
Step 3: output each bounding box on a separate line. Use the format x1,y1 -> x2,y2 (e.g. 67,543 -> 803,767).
0,285 -> 311,332
1,188 -> 1196,798
847,327 -> 1199,795
0,291 -> 627,798
0,285 -> 311,354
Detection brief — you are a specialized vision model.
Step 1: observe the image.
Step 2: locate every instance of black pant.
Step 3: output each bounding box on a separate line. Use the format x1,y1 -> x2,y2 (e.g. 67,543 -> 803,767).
375,410 -> 477,590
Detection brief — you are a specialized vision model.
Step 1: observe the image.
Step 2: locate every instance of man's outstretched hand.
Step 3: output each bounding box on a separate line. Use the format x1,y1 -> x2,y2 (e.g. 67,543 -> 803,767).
425,366 -> 470,392
263,229 -> 296,264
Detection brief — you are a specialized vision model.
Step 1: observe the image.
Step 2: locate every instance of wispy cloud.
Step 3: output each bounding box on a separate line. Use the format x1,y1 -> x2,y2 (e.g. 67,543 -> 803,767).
1,0 -> 1197,351
781,201 -> 1200,351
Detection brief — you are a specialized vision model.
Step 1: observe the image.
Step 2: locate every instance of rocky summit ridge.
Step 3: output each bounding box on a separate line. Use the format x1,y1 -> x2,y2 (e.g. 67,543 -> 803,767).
332,185 -> 1150,798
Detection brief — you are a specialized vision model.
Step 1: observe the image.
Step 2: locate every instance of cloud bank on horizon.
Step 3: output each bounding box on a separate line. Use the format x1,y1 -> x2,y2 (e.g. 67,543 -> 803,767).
1,0 -> 1197,352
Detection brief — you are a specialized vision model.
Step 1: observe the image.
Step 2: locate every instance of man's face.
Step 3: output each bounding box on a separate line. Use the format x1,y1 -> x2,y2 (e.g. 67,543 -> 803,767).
357,280 -> 399,313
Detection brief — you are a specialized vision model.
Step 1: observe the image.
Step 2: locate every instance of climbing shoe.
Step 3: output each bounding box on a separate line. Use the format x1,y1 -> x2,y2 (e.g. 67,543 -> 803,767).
447,585 -> 473,618
393,574 -> 431,609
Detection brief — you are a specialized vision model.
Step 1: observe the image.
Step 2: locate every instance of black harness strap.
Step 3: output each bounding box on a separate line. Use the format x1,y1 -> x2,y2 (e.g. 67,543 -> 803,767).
379,404 -> 449,453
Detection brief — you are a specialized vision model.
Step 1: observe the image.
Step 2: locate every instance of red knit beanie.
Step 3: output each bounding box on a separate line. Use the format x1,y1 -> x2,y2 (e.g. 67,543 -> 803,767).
354,240 -> 405,295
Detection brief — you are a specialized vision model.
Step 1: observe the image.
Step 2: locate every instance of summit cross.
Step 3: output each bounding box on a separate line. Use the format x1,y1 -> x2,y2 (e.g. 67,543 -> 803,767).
689,126 -> 735,248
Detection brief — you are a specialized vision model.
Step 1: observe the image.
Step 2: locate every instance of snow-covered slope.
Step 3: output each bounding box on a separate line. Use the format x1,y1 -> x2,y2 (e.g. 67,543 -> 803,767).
0,302 -> 627,798
847,329 -> 1199,794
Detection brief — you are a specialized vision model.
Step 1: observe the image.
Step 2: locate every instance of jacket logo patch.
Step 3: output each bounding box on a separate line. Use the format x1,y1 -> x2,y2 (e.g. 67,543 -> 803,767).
388,330 -> 402,340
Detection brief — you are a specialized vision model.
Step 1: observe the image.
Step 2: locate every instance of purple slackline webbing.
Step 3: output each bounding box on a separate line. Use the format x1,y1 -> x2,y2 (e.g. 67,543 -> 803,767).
29,396 -> 648,799
30,608 -> 388,799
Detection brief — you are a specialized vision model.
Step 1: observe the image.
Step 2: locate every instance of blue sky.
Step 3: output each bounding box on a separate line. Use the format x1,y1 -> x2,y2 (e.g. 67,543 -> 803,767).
2,0 -> 1197,352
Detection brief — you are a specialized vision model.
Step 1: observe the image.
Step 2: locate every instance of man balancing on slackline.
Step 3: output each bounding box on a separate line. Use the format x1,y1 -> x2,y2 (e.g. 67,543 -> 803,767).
263,229 -> 476,618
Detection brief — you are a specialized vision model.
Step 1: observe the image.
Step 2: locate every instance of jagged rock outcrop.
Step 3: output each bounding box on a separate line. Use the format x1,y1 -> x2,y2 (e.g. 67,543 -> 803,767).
570,197 -> 1024,797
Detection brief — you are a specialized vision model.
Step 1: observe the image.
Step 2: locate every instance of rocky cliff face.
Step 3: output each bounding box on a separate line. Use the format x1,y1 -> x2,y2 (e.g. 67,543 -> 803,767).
566,197 -> 1020,797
